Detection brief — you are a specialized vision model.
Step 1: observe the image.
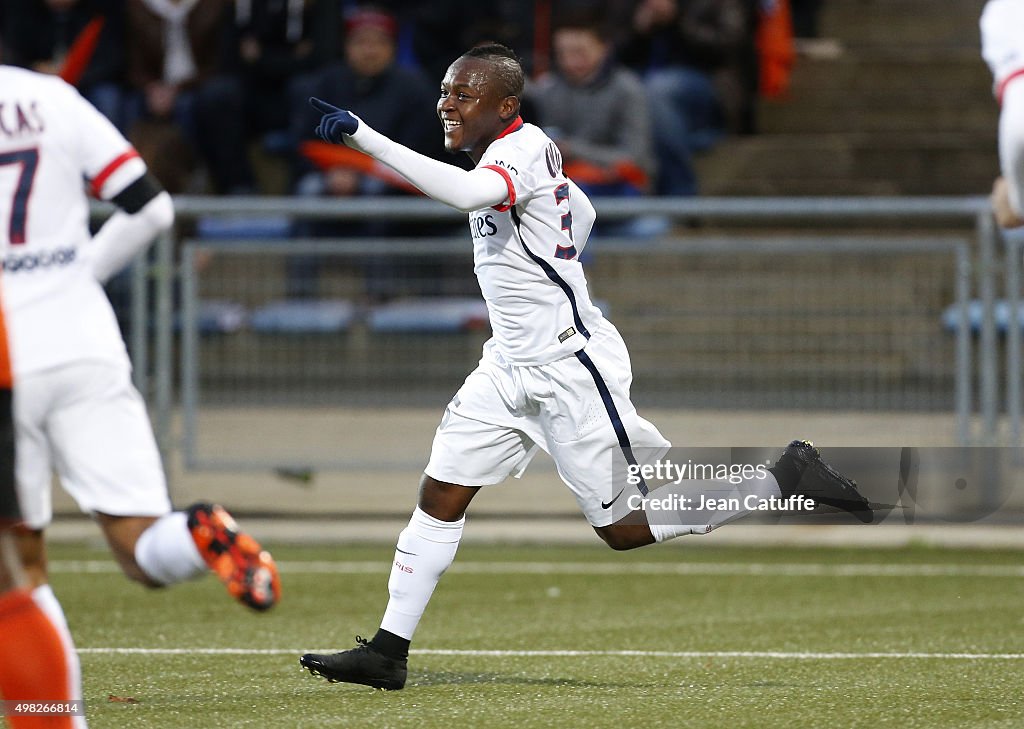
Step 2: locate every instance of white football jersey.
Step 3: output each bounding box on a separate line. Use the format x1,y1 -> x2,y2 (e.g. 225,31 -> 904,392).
0,66 -> 147,376
471,119 -> 605,365
981,0 -> 1024,101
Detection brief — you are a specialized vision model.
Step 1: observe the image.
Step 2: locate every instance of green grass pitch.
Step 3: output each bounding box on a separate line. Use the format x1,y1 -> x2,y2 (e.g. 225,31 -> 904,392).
43,540 -> 1024,728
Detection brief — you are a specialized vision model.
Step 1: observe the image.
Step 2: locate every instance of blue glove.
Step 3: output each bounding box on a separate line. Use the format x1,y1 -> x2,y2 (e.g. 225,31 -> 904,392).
309,97 -> 359,143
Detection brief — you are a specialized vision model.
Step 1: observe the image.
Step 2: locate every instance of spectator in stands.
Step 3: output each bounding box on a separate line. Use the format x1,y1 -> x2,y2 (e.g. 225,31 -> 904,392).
409,0 -> 538,81
2,0 -> 128,130
531,13 -> 662,236
192,0 -> 334,194
288,6 -> 449,299
291,5 -> 440,196
791,0 -> 822,39
790,0 -> 842,60
123,0 -> 239,194
532,15 -> 654,201
610,0 -> 759,196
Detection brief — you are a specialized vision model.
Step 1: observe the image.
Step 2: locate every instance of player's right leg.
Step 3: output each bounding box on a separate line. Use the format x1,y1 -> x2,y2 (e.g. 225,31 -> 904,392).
300,475 -> 477,690
301,352 -> 538,690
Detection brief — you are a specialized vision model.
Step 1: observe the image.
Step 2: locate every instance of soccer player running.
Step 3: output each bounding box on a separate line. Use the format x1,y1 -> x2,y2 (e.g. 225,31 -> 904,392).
301,44 -> 871,690
0,64 -> 282,712
982,0 -> 1024,229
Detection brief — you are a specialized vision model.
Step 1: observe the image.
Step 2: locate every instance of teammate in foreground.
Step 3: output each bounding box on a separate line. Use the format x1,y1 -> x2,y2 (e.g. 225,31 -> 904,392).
300,44 -> 871,690
0,282 -> 78,728
981,0 -> 1024,229
0,65 -> 281,709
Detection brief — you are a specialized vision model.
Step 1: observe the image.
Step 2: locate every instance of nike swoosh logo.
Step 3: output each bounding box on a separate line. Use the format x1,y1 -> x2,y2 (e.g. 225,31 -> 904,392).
601,488 -> 625,510
396,548 -> 417,556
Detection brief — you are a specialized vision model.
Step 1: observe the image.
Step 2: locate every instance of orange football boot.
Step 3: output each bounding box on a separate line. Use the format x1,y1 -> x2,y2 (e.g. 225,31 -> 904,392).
187,503 -> 281,610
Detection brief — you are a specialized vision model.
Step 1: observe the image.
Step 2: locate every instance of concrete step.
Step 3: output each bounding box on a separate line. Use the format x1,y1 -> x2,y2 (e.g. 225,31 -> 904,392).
792,49 -> 991,92
819,0 -> 988,49
759,100 -> 996,135
697,0 -> 997,196
695,132 -> 998,196
759,51 -> 997,134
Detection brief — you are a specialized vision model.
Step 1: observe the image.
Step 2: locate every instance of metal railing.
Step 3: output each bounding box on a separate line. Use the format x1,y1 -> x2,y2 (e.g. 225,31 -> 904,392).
1001,228 -> 1024,446
179,233 -> 971,470
120,194 -> 999,468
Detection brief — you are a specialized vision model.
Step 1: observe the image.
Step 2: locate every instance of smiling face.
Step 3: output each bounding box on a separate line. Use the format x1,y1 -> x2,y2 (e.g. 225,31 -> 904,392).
437,57 -> 519,162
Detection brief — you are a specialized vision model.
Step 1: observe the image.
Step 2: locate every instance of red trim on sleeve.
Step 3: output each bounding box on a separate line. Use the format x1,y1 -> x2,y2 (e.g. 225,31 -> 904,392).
482,164 -> 516,212
998,68 -> 1024,105
495,116 -> 524,140
89,148 -> 141,198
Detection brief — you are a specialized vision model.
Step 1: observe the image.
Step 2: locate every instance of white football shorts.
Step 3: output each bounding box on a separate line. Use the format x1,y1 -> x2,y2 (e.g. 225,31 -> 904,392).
14,360 -> 171,529
425,323 -> 670,528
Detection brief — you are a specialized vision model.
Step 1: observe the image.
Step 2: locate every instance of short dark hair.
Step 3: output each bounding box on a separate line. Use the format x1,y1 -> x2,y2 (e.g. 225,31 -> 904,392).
552,9 -> 610,42
461,43 -> 525,99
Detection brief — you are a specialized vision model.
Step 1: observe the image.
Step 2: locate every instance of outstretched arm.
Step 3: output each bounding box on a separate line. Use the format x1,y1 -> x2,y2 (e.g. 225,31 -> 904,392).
309,98 -> 508,213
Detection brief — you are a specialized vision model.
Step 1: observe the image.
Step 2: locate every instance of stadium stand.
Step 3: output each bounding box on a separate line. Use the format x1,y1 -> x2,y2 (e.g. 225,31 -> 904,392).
696,0 -> 998,196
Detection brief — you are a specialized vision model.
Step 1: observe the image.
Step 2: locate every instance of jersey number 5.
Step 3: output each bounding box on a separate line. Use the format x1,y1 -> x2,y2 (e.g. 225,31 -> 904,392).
0,147 -> 39,245
552,182 -> 576,260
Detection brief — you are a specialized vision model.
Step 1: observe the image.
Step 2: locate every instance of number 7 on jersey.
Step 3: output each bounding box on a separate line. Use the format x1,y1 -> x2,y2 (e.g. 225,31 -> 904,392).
0,147 -> 39,245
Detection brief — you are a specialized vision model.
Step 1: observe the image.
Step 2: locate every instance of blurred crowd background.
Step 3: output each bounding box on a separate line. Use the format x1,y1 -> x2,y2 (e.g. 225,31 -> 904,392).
0,0 -> 828,202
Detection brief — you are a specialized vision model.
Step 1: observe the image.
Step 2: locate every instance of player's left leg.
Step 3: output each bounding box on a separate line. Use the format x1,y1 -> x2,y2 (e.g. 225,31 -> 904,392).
22,361 -> 280,610
546,327 -> 872,551
90,514 -> 160,584
538,325 -> 672,550
591,439 -> 873,550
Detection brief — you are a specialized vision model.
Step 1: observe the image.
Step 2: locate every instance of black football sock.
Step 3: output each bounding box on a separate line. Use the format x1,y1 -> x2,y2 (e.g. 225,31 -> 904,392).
369,629 -> 410,661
